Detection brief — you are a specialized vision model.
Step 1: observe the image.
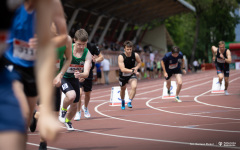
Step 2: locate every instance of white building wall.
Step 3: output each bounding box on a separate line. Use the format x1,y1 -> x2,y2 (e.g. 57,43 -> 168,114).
141,25 -> 167,53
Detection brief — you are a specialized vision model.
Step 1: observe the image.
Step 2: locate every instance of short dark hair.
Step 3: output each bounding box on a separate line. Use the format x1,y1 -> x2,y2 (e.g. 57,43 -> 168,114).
74,29 -> 88,42
123,40 -> 133,48
172,46 -> 180,53
218,41 -> 225,45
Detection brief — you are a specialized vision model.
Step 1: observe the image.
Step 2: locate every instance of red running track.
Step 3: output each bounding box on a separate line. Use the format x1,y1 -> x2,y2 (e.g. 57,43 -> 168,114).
27,70 -> 240,150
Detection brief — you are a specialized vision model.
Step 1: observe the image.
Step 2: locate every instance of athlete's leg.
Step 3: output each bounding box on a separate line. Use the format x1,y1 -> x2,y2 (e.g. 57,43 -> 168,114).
63,90 -> 76,109
217,73 -> 224,85
12,81 -> 29,125
224,77 -> 229,90
166,78 -> 171,91
120,84 -> 127,100
84,91 -> 91,107
76,87 -> 83,112
66,103 -> 77,121
27,96 -> 38,127
0,132 -> 26,150
175,74 -> 183,96
128,78 -> 138,100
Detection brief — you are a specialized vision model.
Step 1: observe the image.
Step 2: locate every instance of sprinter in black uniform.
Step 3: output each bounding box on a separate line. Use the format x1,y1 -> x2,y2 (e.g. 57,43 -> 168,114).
118,41 -> 141,110
74,43 -> 103,121
211,41 -> 232,95
161,46 -> 186,102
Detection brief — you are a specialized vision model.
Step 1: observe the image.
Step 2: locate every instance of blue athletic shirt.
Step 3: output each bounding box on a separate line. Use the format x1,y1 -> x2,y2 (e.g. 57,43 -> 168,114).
4,4 -> 36,67
162,52 -> 183,70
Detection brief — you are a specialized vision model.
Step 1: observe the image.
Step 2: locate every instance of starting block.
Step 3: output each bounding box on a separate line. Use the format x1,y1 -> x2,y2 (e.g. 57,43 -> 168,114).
211,77 -> 225,93
162,81 -> 177,99
110,86 -> 130,106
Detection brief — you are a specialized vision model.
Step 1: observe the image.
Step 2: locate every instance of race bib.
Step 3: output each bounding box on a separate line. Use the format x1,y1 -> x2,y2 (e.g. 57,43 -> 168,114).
122,72 -> 132,77
56,59 -> 60,69
169,62 -> 178,69
217,58 -> 225,63
0,32 -> 7,55
66,64 -> 83,73
13,39 -> 36,61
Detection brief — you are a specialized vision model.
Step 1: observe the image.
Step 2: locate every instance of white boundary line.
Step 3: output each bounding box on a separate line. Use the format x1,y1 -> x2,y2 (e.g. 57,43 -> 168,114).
146,77 -> 240,121
95,73 -> 240,133
194,77 -> 240,109
71,128 -> 240,149
95,101 -> 240,133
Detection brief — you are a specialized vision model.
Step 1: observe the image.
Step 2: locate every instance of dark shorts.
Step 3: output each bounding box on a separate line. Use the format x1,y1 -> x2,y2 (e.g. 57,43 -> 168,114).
215,63 -> 229,77
79,78 -> 93,92
61,78 -> 80,103
97,71 -> 102,78
0,68 -> 26,133
165,68 -> 182,80
119,74 -> 137,87
3,57 -> 37,97
54,87 -> 61,111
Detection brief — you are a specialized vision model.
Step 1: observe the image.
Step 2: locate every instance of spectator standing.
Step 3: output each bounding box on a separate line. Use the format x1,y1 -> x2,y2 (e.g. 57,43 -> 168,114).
95,62 -> 102,84
193,59 -> 199,72
101,58 -> 110,85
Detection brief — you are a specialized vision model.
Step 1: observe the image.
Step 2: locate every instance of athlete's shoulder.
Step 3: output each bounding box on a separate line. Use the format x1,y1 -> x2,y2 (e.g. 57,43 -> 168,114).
165,52 -> 172,57
87,42 -> 100,55
179,51 -> 183,57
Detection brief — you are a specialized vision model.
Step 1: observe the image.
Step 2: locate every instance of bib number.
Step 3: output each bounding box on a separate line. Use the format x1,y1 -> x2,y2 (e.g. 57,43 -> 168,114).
66,64 -> 84,73
13,39 -> 36,61
217,58 -> 225,63
0,32 -> 8,55
169,62 -> 178,69
56,59 -> 60,69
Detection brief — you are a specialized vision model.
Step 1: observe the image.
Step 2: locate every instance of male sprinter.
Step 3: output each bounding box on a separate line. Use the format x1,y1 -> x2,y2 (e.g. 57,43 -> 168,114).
211,41 -> 232,95
161,46 -> 186,102
118,40 -> 141,110
59,29 -> 92,130
74,43 -> 103,121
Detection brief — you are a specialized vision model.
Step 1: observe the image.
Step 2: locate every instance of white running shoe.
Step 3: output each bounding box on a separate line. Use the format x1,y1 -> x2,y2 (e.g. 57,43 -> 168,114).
74,111 -> 81,121
224,90 -> 229,96
64,121 -> 75,131
82,105 -> 91,118
59,109 -> 67,123
175,96 -> 182,102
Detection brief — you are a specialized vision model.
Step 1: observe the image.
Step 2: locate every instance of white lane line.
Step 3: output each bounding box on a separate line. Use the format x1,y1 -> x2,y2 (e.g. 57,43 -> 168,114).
194,77 -> 240,110
91,74 -> 212,95
95,101 -> 240,133
156,105 -> 206,108
27,142 -> 66,150
188,121 -> 240,127
91,75 -> 217,99
146,75 -> 240,121
94,73 -> 240,132
70,128 -> 240,149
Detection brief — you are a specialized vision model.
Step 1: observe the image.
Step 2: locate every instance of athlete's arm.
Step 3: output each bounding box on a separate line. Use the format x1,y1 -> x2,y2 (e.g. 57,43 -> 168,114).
51,0 -> 67,48
132,53 -> 141,74
211,46 -> 218,61
53,36 -> 72,87
161,60 -> 168,78
225,49 -> 232,64
118,55 -> 132,73
75,51 -> 92,79
181,58 -> 186,74
35,0 -> 62,141
93,52 -> 104,63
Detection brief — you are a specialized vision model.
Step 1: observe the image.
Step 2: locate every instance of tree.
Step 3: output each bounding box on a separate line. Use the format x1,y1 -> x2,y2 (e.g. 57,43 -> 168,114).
165,0 -> 239,63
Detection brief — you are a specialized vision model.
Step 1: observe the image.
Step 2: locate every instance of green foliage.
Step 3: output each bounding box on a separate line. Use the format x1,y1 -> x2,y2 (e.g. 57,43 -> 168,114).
164,0 -> 239,62
165,13 -> 195,59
